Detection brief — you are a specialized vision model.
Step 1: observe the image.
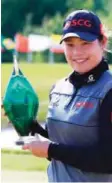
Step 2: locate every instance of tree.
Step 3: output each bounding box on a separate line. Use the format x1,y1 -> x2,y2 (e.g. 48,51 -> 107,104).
66,0 -> 93,12
1,0 -> 30,38
23,13 -> 64,36
1,0 -> 67,38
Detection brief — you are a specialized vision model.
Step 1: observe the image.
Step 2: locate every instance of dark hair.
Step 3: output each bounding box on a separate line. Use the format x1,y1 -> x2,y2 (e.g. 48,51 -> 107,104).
98,34 -> 103,41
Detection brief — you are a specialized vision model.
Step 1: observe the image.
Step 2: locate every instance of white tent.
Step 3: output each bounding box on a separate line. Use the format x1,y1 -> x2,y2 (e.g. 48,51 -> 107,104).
28,34 -> 51,52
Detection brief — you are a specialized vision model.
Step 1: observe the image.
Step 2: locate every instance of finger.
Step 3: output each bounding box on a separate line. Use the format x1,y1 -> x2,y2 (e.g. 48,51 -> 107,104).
22,143 -> 30,150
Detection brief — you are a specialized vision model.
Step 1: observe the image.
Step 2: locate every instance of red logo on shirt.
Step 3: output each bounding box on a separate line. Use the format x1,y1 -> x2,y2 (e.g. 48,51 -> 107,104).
75,102 -> 94,108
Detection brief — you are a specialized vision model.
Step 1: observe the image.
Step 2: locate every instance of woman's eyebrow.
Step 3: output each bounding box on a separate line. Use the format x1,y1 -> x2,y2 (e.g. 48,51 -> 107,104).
66,41 -> 73,43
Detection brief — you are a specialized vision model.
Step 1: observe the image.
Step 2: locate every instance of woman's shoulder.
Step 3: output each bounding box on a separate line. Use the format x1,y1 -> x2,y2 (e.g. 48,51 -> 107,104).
50,76 -> 73,95
105,69 -> 112,78
99,70 -> 112,85
98,70 -> 112,98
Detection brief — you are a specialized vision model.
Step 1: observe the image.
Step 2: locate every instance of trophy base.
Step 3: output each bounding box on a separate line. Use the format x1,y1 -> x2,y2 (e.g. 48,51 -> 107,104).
15,134 -> 39,146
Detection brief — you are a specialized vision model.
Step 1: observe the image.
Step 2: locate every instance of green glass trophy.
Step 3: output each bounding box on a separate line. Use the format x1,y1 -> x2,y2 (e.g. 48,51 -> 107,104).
3,55 -> 39,145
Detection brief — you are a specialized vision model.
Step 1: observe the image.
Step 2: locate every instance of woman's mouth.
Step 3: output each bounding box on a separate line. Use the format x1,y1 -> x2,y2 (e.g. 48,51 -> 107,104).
73,59 -> 88,63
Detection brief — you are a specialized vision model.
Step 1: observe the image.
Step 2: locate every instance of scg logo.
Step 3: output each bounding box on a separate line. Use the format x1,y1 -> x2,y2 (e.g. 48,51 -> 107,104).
64,19 -> 92,29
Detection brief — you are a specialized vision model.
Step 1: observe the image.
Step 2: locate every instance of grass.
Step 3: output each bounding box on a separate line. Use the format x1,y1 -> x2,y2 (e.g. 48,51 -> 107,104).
2,149 -> 49,171
1,63 -> 71,127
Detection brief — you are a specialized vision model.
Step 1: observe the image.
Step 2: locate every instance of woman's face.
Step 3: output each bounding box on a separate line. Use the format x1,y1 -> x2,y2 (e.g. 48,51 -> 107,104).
63,37 -> 107,74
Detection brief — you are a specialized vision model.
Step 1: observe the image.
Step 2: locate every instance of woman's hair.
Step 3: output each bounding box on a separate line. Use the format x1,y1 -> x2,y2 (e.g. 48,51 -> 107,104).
99,26 -> 112,53
98,35 -> 104,41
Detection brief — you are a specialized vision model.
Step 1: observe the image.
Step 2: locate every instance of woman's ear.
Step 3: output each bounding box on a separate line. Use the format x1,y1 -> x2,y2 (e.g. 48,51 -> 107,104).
100,35 -> 108,50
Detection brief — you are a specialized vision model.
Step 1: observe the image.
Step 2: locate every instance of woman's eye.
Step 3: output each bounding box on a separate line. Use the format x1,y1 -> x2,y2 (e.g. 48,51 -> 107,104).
82,42 -> 90,45
67,43 -> 74,47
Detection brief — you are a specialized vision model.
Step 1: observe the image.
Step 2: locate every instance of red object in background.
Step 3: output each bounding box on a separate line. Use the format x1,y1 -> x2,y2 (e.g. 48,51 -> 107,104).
15,34 -> 29,53
50,44 -> 64,53
50,47 -> 64,53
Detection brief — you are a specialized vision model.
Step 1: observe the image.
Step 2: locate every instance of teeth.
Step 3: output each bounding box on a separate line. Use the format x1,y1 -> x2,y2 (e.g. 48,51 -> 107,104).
75,59 -> 86,63
77,60 -> 84,63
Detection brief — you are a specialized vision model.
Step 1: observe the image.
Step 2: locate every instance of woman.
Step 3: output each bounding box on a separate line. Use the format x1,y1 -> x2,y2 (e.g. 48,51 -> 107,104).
23,10 -> 112,182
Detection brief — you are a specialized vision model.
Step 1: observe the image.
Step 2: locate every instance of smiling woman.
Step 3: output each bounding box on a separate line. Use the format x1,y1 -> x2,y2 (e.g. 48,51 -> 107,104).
62,36 -> 107,74
4,9 -> 112,182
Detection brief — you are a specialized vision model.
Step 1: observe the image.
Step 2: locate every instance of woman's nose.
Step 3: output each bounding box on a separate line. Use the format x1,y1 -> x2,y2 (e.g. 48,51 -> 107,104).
72,46 -> 82,55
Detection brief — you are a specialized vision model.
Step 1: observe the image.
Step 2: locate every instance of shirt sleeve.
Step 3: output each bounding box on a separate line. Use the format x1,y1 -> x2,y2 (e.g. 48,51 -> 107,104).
48,89 -> 112,173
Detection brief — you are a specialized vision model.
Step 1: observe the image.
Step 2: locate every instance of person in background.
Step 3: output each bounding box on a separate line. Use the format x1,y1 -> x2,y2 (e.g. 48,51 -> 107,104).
22,9 -> 112,182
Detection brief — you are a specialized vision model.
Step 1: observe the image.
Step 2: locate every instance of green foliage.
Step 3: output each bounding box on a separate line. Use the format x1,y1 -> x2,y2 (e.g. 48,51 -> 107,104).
23,0 -> 112,40
106,36 -> 112,64
66,0 -> 93,12
2,0 -> 67,37
92,0 -> 106,13
1,0 -> 29,37
1,50 -> 13,63
2,0 -> 112,38
30,0 -> 67,25
24,13 -> 64,36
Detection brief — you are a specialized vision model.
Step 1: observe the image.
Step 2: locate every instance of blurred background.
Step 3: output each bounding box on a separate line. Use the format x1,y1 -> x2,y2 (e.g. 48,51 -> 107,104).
1,0 -> 112,63
1,0 -> 112,182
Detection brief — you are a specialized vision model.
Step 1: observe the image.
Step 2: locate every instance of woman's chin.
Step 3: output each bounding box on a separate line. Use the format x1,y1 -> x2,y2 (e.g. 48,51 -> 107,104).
72,65 -> 90,74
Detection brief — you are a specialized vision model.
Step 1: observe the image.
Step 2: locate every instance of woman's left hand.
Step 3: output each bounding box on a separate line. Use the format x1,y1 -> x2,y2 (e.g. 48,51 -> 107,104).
22,139 -> 51,158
